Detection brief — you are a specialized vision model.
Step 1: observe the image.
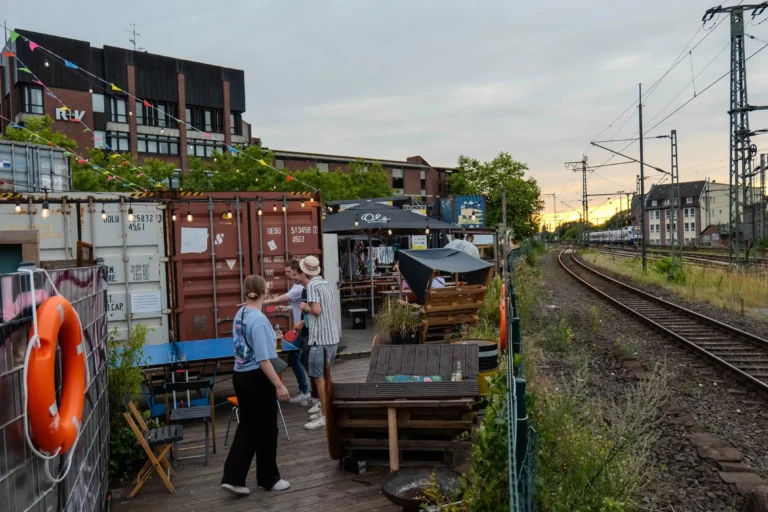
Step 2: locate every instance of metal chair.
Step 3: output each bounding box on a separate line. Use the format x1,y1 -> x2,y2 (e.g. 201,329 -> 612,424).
163,380 -> 216,465
224,396 -> 290,446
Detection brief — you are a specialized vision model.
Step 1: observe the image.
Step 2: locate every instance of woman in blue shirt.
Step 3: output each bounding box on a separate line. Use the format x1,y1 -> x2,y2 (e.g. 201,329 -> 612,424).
221,275 -> 290,496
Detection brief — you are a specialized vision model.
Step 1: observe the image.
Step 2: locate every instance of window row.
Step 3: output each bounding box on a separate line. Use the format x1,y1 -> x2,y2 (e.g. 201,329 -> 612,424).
187,139 -> 218,157
137,101 -> 178,128
138,134 -> 179,155
186,106 -> 223,133
683,207 -> 695,217
685,222 -> 696,232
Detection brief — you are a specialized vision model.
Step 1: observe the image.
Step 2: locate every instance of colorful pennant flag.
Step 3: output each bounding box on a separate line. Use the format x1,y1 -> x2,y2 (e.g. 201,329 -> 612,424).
230,147 -> 239,154
143,99 -> 151,108
47,142 -> 56,147
104,144 -> 111,150
286,176 -> 295,182
46,91 -> 57,98
29,41 -> 40,51
155,183 -> 163,188
2,51 -> 14,58
107,175 -> 114,181
202,132 -> 212,139
11,123 -> 21,129
9,31 -> 20,43
110,153 -> 121,158
137,173 -> 145,177
258,159 -> 267,166
62,152 -> 72,157
59,106 -> 70,111
64,60 -> 77,69
18,67 -> 31,73
111,83 -> 122,92
94,137 -> 101,141
32,79 -> 43,85
121,161 -> 130,166
83,127 -> 91,133
77,158 -> 87,164
102,171 -> 110,175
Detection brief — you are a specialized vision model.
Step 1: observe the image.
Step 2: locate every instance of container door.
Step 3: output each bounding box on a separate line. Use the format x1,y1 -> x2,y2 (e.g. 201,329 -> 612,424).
172,197 -> 250,341
0,202 -> 77,261
82,201 -> 170,345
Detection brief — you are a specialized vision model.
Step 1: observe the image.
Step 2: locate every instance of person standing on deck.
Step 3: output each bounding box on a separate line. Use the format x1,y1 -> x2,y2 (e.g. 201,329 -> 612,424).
263,259 -> 311,404
221,275 -> 290,496
295,256 -> 340,430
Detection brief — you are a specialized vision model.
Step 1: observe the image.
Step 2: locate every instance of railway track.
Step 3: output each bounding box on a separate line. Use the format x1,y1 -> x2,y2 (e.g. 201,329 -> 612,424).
591,245 -> 768,268
559,249 -> 768,392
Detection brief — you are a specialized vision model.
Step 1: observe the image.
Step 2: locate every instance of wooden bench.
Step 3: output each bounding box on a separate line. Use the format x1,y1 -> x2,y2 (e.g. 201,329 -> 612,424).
327,345 -> 480,469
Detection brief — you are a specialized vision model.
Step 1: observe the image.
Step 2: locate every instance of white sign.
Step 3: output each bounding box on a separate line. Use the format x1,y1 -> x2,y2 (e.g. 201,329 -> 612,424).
55,108 -> 86,122
267,240 -> 278,251
411,235 -> 427,250
361,213 -> 391,224
181,227 -> 209,253
131,292 -> 161,313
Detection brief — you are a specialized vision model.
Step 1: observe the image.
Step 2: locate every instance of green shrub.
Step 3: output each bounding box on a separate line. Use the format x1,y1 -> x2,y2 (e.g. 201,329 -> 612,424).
374,299 -> 420,342
107,324 -> 149,483
540,315 -> 574,352
479,275 -> 502,327
589,305 -> 600,339
652,257 -> 686,285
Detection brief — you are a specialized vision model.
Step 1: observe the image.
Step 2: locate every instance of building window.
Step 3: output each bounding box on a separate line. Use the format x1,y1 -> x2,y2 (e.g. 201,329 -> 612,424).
666,224 -> 670,232
691,222 -> 695,232
187,139 -> 218,157
687,197 -> 693,204
92,93 -> 105,113
110,98 -> 127,123
392,168 -> 404,190
138,134 -> 179,155
186,106 -> 223,133
230,112 -> 242,136
650,225 -> 655,233
136,100 -> 177,128
275,159 -> 285,169
420,170 -> 426,196
21,85 -> 44,114
317,162 -> 329,173
106,131 -> 129,151
651,200 -> 658,207
93,130 -> 106,149
663,199 -> 670,206
685,223 -> 689,232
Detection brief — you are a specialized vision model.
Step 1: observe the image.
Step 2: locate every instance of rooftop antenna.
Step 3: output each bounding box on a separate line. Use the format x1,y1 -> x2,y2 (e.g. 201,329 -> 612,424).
126,23 -> 145,52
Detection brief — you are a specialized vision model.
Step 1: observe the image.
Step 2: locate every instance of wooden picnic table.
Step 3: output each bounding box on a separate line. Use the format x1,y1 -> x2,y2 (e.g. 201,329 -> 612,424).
366,344 -> 479,383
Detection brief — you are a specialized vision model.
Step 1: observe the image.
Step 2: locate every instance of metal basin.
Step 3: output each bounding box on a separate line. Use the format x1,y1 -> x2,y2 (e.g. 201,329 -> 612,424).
381,467 -> 461,511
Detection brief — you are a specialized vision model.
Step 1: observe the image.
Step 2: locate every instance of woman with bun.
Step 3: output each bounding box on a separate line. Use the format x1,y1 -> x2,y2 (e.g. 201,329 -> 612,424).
221,275 -> 290,496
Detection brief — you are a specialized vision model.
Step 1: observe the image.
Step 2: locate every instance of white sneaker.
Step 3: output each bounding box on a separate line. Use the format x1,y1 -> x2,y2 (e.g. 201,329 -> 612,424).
309,411 -> 322,421
270,479 -> 291,491
308,402 -> 322,415
300,397 -> 318,408
304,416 -> 326,430
221,483 -> 250,496
289,392 -> 311,404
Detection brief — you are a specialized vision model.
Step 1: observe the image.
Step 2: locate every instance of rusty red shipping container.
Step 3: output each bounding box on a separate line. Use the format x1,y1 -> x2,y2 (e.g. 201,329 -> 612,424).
168,191 -> 322,341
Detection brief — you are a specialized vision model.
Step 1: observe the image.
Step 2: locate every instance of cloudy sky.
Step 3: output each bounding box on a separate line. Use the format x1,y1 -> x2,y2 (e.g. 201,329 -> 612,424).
7,0 -> 766,224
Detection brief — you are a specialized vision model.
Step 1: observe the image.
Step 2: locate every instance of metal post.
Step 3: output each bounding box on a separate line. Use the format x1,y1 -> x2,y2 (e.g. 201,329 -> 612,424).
670,129 -> 682,268
582,158 -> 588,245
762,154 -> 767,243
639,84 -> 647,273
207,197 -> 219,338
235,197 -> 244,303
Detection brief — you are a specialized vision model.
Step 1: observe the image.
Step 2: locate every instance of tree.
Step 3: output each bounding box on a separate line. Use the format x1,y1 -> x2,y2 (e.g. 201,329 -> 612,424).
448,152 -> 544,238
3,115 -> 77,151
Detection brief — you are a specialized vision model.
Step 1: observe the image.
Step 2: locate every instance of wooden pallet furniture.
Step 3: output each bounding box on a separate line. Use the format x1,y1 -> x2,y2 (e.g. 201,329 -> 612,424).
327,344 -> 480,470
418,273 -> 490,342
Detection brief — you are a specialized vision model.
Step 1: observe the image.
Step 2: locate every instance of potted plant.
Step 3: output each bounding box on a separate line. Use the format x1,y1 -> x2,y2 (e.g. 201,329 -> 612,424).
375,299 -> 421,344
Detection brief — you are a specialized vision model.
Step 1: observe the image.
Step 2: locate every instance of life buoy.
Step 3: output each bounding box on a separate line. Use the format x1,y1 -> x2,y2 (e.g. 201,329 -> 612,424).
27,296 -> 85,455
499,283 -> 507,352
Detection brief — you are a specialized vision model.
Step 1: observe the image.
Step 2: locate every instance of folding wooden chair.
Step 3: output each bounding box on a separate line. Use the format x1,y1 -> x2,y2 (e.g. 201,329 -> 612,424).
163,380 -> 216,465
122,397 -> 184,497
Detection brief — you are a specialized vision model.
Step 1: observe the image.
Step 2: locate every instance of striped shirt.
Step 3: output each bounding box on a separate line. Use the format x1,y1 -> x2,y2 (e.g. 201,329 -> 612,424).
306,276 -> 340,346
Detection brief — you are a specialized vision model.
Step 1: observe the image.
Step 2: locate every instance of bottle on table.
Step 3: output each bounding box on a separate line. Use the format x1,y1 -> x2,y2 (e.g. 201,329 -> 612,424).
451,361 -> 462,382
274,324 -> 283,348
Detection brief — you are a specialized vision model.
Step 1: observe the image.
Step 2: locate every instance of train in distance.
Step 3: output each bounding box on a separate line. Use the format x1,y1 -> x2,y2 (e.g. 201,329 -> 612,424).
587,226 -> 641,244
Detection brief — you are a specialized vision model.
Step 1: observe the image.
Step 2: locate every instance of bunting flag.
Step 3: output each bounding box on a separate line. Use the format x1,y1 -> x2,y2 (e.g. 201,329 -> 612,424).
286,176 -> 295,182
11,123 -> 21,129
64,60 -> 78,69
111,83 -> 122,92
9,30 -> 20,43
107,175 -> 114,181
110,154 -> 121,158
230,147 -> 239,154
83,127 -> 91,133
77,158 -> 87,164
2,51 -> 14,58
137,173 -> 145,177
59,106 -> 69,111
258,159 -> 267,166
143,99 -> 151,108
32,79 -> 43,85
94,137 -> 101,141
47,142 -> 56,147
29,41 -> 40,51
62,152 -> 72,157
17,67 -> 31,73
102,171 -> 110,175
103,143 -> 111,150
46,91 -> 57,98
121,161 -> 129,166
202,132 -> 212,139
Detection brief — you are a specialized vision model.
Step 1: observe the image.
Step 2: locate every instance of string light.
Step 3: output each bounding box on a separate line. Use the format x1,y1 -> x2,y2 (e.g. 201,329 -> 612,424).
226,202 -> 233,219
282,198 -> 287,212
89,87 -> 93,94
101,203 -> 106,220
186,201 -> 193,222
171,212 -> 177,222
15,201 -> 21,213
128,200 -> 135,222
301,200 -> 305,208
41,201 -> 50,219
425,220 -> 430,235
273,203 -> 277,212
354,214 -> 359,227
44,59 -> 49,67
471,209 -> 477,222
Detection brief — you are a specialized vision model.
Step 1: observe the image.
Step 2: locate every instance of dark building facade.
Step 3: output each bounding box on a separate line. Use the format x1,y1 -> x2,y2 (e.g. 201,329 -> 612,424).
1,30 -> 249,171
269,149 -> 453,199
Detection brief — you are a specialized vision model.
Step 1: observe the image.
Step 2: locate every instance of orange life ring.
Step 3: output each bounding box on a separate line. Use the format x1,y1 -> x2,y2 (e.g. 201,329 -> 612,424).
499,283 -> 507,352
27,296 -> 85,455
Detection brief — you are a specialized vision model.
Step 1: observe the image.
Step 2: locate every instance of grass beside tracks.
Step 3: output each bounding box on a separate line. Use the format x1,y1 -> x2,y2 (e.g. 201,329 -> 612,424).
580,250 -> 768,318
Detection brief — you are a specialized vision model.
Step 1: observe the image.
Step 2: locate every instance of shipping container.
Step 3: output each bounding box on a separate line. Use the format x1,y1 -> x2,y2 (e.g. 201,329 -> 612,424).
0,140 -> 71,193
0,192 -> 170,345
169,192 -> 322,342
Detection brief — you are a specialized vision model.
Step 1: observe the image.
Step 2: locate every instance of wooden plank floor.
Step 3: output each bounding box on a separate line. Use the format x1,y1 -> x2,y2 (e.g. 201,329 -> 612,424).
112,357 -> 400,512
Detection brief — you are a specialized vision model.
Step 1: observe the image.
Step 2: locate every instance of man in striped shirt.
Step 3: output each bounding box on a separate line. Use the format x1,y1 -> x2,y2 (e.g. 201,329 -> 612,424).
297,256 -> 340,430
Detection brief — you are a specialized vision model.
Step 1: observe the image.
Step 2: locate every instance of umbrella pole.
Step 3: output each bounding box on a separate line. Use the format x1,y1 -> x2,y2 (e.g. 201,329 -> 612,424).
369,233 -> 375,315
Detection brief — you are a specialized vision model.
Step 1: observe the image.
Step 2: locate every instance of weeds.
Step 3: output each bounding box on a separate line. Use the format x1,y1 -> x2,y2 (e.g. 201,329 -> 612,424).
589,305 -> 600,339
614,337 -> 639,359
539,314 -> 574,352
479,275 -> 502,327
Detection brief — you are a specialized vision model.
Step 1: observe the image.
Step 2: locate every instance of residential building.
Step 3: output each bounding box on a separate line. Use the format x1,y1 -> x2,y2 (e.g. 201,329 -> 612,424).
1,30 -> 249,171
641,179 -> 730,246
269,149 -> 453,199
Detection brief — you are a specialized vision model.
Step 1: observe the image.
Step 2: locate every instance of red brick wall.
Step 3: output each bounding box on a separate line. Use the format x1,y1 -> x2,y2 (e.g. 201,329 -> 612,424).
177,73 -> 187,171
44,87 -> 94,151
126,65 -> 138,158
403,168 -> 420,195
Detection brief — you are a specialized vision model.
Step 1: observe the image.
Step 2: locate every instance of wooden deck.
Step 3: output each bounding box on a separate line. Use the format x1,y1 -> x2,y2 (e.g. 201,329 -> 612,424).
112,357 -> 400,512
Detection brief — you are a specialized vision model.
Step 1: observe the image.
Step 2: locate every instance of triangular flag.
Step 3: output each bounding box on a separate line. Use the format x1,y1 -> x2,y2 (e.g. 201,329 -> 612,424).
9,31 -> 20,43
17,67 -> 31,73
111,83 -> 122,92
62,152 -> 72,157
121,161 -> 129,166
83,127 -> 91,133
32,79 -> 43,86
230,147 -> 239,154
102,171 -> 110,175
107,175 -> 114,181
137,172 -> 145,177
77,158 -> 87,164
11,123 -> 21,129
155,183 -> 163,187
143,99 -> 151,108
258,159 -> 267,166
64,60 -> 77,69
29,41 -> 40,51
46,91 -> 57,98
92,166 -> 101,170
47,142 -> 56,147
59,106 -> 69,111
286,176 -> 295,182
2,51 -> 14,58
110,153 -> 121,158
94,137 -> 101,141
202,132 -> 212,139
104,144 -> 111,150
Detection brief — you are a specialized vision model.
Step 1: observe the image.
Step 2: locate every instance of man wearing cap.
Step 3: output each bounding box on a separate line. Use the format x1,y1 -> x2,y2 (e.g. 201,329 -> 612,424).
296,255 -> 340,430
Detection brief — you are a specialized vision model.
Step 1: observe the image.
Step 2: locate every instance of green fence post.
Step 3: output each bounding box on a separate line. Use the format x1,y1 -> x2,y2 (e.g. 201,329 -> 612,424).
512,317 -> 522,357
515,378 -> 529,504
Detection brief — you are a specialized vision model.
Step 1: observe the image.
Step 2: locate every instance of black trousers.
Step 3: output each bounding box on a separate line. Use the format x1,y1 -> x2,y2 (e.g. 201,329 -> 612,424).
221,369 -> 280,489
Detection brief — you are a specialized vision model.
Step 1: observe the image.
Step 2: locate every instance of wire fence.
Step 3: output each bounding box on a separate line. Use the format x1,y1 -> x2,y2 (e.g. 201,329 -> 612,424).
0,264 -> 109,512
506,271 -> 536,512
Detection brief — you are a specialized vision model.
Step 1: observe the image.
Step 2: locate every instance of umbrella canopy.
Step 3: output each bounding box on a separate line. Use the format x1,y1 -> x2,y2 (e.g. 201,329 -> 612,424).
398,248 -> 492,303
444,239 -> 480,259
323,202 -> 457,235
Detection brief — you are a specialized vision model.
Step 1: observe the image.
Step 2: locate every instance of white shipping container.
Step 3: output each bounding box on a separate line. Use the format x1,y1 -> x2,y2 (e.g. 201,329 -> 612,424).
0,192 -> 170,345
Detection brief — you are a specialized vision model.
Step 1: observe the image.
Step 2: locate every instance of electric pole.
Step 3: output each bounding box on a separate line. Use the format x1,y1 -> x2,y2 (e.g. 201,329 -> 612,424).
565,156 -> 589,245
669,129 -> 682,269
703,4 -> 768,266
542,193 -> 557,239
639,83 -> 647,273
126,23 -> 145,52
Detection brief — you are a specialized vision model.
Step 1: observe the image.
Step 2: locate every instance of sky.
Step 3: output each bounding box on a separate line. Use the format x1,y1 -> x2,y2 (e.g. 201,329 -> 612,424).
5,0 -> 767,226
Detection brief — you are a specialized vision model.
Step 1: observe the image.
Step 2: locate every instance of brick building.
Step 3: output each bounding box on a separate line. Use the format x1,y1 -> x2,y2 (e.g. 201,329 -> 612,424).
270,149 -> 453,199
1,30 -> 249,171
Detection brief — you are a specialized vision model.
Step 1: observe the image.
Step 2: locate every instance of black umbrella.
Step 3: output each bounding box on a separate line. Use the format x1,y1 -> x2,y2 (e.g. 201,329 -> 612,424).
323,202 -> 457,312
398,249 -> 492,303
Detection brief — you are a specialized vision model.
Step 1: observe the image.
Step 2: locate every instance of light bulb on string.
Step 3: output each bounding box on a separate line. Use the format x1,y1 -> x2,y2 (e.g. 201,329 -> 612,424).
273,203 -> 277,212
186,201 -> 193,222
41,201 -> 50,219
44,59 -> 49,67
282,199 -> 286,212
471,209 -> 477,222
354,215 -> 359,227
425,220 -> 430,235
89,87 -> 93,94
128,202 -> 135,222
15,201 -> 21,213
226,202 -> 233,219
301,200 -> 305,208
171,212 -> 177,222
101,203 -> 107,220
